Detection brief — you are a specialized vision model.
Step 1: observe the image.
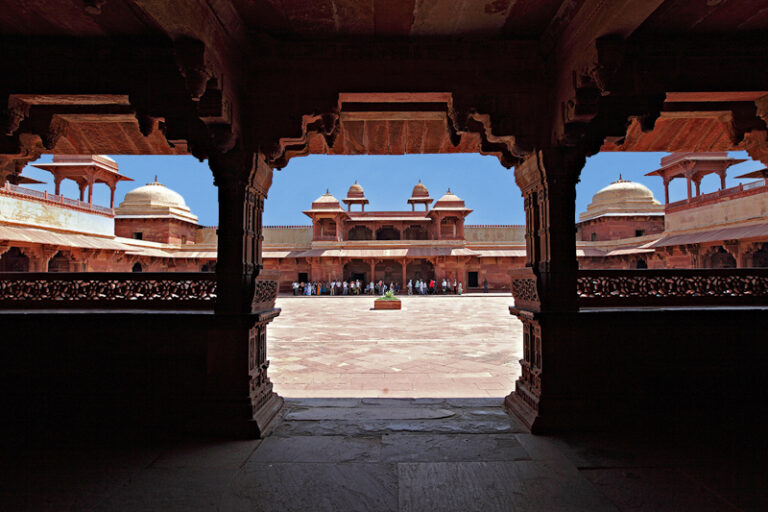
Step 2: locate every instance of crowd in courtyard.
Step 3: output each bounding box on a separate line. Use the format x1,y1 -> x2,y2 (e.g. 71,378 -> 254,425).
291,278 -> 482,296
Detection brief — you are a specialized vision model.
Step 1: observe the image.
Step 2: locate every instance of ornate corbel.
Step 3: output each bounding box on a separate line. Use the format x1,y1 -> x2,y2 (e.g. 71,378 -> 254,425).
3,97 -> 30,136
174,38 -> 214,101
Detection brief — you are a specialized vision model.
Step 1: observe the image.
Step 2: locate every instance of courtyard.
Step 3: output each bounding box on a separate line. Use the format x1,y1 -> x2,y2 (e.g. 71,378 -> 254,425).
268,294 -> 521,398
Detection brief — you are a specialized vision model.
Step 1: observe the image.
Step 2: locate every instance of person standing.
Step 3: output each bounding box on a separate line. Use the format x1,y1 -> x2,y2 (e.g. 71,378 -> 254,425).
458,282 -> 463,295
483,278 -> 488,293
292,281 -> 298,296
343,280 -> 348,295
407,279 -> 413,295
441,278 -> 447,294
453,278 -> 458,294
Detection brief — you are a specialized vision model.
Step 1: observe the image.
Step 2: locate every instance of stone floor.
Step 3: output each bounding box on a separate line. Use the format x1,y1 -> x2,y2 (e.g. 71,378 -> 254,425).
2,399 -> 754,511
269,294 -> 521,397
3,297 -> 763,510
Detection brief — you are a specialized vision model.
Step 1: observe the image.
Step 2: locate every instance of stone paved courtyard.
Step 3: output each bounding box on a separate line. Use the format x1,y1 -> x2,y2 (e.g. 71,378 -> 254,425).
268,294 -> 522,398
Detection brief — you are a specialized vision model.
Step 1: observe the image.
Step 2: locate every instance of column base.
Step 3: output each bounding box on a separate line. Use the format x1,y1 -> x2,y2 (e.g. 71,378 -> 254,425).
252,390 -> 285,437
504,386 -> 540,433
188,391 -> 284,439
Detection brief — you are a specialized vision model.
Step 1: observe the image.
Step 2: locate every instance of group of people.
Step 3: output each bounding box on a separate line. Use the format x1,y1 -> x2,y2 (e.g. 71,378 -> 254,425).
292,279 -> 401,296
291,277 -> 466,296
407,278 -> 462,295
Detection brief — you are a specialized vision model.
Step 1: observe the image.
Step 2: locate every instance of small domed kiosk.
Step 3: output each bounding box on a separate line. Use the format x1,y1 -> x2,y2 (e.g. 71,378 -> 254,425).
407,180 -> 433,211
342,181 -> 369,211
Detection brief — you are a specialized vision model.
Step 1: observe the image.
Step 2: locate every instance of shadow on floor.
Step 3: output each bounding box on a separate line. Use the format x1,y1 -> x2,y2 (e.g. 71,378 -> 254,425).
0,398 -> 764,511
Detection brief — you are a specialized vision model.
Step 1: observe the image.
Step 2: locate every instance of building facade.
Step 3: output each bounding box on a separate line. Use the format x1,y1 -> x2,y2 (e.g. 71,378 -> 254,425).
1,153 -> 767,284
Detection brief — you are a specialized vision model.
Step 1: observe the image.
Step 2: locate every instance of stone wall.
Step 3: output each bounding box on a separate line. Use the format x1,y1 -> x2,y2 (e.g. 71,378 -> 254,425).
666,187 -> 768,231
464,225 -> 525,242
115,217 -> 198,244
577,216 -> 664,241
263,226 -> 312,247
0,193 -> 114,236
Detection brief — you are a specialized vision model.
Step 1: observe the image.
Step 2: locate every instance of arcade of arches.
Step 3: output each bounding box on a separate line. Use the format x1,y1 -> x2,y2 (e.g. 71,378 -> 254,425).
1,0 -> 767,467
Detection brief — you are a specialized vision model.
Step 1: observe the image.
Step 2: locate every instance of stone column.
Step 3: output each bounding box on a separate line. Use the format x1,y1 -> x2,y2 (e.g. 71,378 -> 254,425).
506,148 -> 582,433
209,150 -> 282,438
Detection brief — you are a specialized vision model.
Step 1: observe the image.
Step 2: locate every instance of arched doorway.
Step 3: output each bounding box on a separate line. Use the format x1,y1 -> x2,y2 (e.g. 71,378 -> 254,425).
375,225 -> 400,240
347,225 -> 372,240
201,261 -> 216,272
751,244 -> 768,267
636,258 -> 648,269
404,225 -> 429,240
343,259 -> 369,283
47,251 -> 71,272
709,246 -> 736,268
406,259 -> 434,283
0,247 -> 30,272
132,262 -> 143,272
374,259 -> 403,285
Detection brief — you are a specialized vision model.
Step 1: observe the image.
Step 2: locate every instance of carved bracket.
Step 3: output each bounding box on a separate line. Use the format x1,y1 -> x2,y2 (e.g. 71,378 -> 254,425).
251,270 -> 280,313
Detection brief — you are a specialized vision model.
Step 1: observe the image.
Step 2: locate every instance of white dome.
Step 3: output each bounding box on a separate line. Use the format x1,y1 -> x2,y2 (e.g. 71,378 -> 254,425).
121,180 -> 188,209
115,177 -> 198,224
579,177 -> 662,222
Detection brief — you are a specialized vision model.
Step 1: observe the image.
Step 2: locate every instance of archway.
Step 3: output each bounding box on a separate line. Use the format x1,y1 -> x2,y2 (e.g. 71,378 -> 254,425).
343,259 -> 369,283
709,246 -> 737,268
347,225 -> 372,240
47,251 -> 71,272
376,225 -> 400,240
0,247 -> 30,272
752,244 -> 768,267
406,259 -> 435,283
374,259 -> 403,285
404,225 -> 429,240
132,262 -> 143,272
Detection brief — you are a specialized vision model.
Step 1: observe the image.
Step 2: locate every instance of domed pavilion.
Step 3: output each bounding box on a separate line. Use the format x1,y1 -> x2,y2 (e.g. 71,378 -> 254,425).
114,176 -> 199,244
577,176 -> 664,241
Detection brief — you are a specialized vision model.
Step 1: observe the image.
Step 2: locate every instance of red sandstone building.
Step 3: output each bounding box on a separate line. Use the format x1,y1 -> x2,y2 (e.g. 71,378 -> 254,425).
2,153 -> 767,282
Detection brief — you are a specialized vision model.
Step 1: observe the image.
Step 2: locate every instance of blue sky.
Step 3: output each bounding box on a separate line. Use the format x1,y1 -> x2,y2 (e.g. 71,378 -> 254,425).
20,151 -> 764,227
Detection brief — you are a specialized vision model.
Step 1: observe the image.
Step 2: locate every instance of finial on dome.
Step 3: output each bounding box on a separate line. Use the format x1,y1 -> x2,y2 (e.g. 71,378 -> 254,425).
447,187 -> 452,193
619,173 -> 622,180
326,188 -> 330,194
154,175 -> 158,182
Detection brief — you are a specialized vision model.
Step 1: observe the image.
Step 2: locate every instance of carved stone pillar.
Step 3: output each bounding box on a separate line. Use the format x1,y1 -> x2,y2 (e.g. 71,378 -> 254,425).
506,148 -> 582,433
208,150 -> 283,437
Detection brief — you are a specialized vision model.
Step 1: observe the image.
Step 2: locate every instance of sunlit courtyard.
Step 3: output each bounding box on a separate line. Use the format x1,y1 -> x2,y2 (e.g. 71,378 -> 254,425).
268,294 -> 522,398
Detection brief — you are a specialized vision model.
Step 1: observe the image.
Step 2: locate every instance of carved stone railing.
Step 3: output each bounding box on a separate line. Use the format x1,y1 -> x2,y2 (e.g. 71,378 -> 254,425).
509,267 -> 540,312
0,272 -> 216,309
577,269 -> 768,308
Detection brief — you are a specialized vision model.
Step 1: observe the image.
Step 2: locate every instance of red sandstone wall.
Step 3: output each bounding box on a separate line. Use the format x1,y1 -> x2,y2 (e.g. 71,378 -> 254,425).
578,217 -> 664,242
115,218 -> 198,244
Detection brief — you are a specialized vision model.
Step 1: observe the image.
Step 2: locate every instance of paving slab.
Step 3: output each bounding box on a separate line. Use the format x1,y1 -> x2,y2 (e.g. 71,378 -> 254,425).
248,435 -> 381,464
285,406 -> 456,421
380,433 -> 530,462
222,463 -> 398,512
398,461 -> 618,512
